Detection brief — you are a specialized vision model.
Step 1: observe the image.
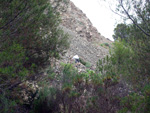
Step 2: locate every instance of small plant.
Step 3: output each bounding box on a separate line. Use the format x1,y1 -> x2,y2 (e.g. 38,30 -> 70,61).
79,58 -> 91,68
100,43 -> 110,48
79,58 -> 86,65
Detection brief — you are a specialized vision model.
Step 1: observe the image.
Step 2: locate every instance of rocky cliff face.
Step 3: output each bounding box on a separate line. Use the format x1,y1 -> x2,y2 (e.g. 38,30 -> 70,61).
51,0 -> 112,67
59,1 -> 112,43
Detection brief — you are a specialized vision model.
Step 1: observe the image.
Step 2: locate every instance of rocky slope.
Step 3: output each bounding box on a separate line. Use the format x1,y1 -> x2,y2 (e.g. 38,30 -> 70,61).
52,0 -> 112,67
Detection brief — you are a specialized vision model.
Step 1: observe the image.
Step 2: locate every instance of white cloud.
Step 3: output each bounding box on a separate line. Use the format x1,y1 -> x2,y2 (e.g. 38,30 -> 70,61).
70,0 -> 122,41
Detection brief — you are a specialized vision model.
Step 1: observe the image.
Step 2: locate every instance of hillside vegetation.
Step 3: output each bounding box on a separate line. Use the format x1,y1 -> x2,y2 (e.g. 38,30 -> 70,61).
0,0 -> 69,112
0,0 -> 150,113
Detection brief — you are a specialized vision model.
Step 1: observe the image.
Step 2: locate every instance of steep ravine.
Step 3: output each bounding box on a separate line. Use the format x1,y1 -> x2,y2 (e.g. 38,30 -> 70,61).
15,1 -> 131,112
56,0 -> 112,67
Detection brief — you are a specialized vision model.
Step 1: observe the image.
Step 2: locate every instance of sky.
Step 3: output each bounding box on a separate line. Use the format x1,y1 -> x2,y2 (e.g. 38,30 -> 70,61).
70,0 -> 122,41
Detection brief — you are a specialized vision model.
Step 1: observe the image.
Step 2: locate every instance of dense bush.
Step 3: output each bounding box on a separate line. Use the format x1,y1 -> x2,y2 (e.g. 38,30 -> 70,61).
32,64 -> 120,113
0,0 -> 69,112
0,42 -> 29,79
99,0 -> 150,112
104,41 -> 149,112
97,37 -> 149,112
0,0 -> 69,84
0,0 -> 69,68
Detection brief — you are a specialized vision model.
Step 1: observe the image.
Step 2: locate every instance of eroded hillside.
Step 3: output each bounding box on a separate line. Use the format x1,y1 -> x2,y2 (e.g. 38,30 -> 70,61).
53,0 -> 112,67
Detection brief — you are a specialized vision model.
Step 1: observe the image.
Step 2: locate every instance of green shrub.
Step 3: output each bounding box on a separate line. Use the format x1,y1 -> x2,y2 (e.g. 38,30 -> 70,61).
97,40 -> 139,86
100,43 -> 110,48
97,38 -> 150,112
0,1 -> 69,112
0,42 -> 29,79
104,43 -> 110,47
39,64 -> 111,112
79,58 -> 91,68
0,0 -> 69,68
79,58 -> 86,66
111,39 -> 150,89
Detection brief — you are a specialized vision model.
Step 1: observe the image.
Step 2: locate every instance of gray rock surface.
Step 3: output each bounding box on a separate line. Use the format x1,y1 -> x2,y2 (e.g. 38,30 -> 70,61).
50,0 -> 112,67
60,25 -> 109,67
